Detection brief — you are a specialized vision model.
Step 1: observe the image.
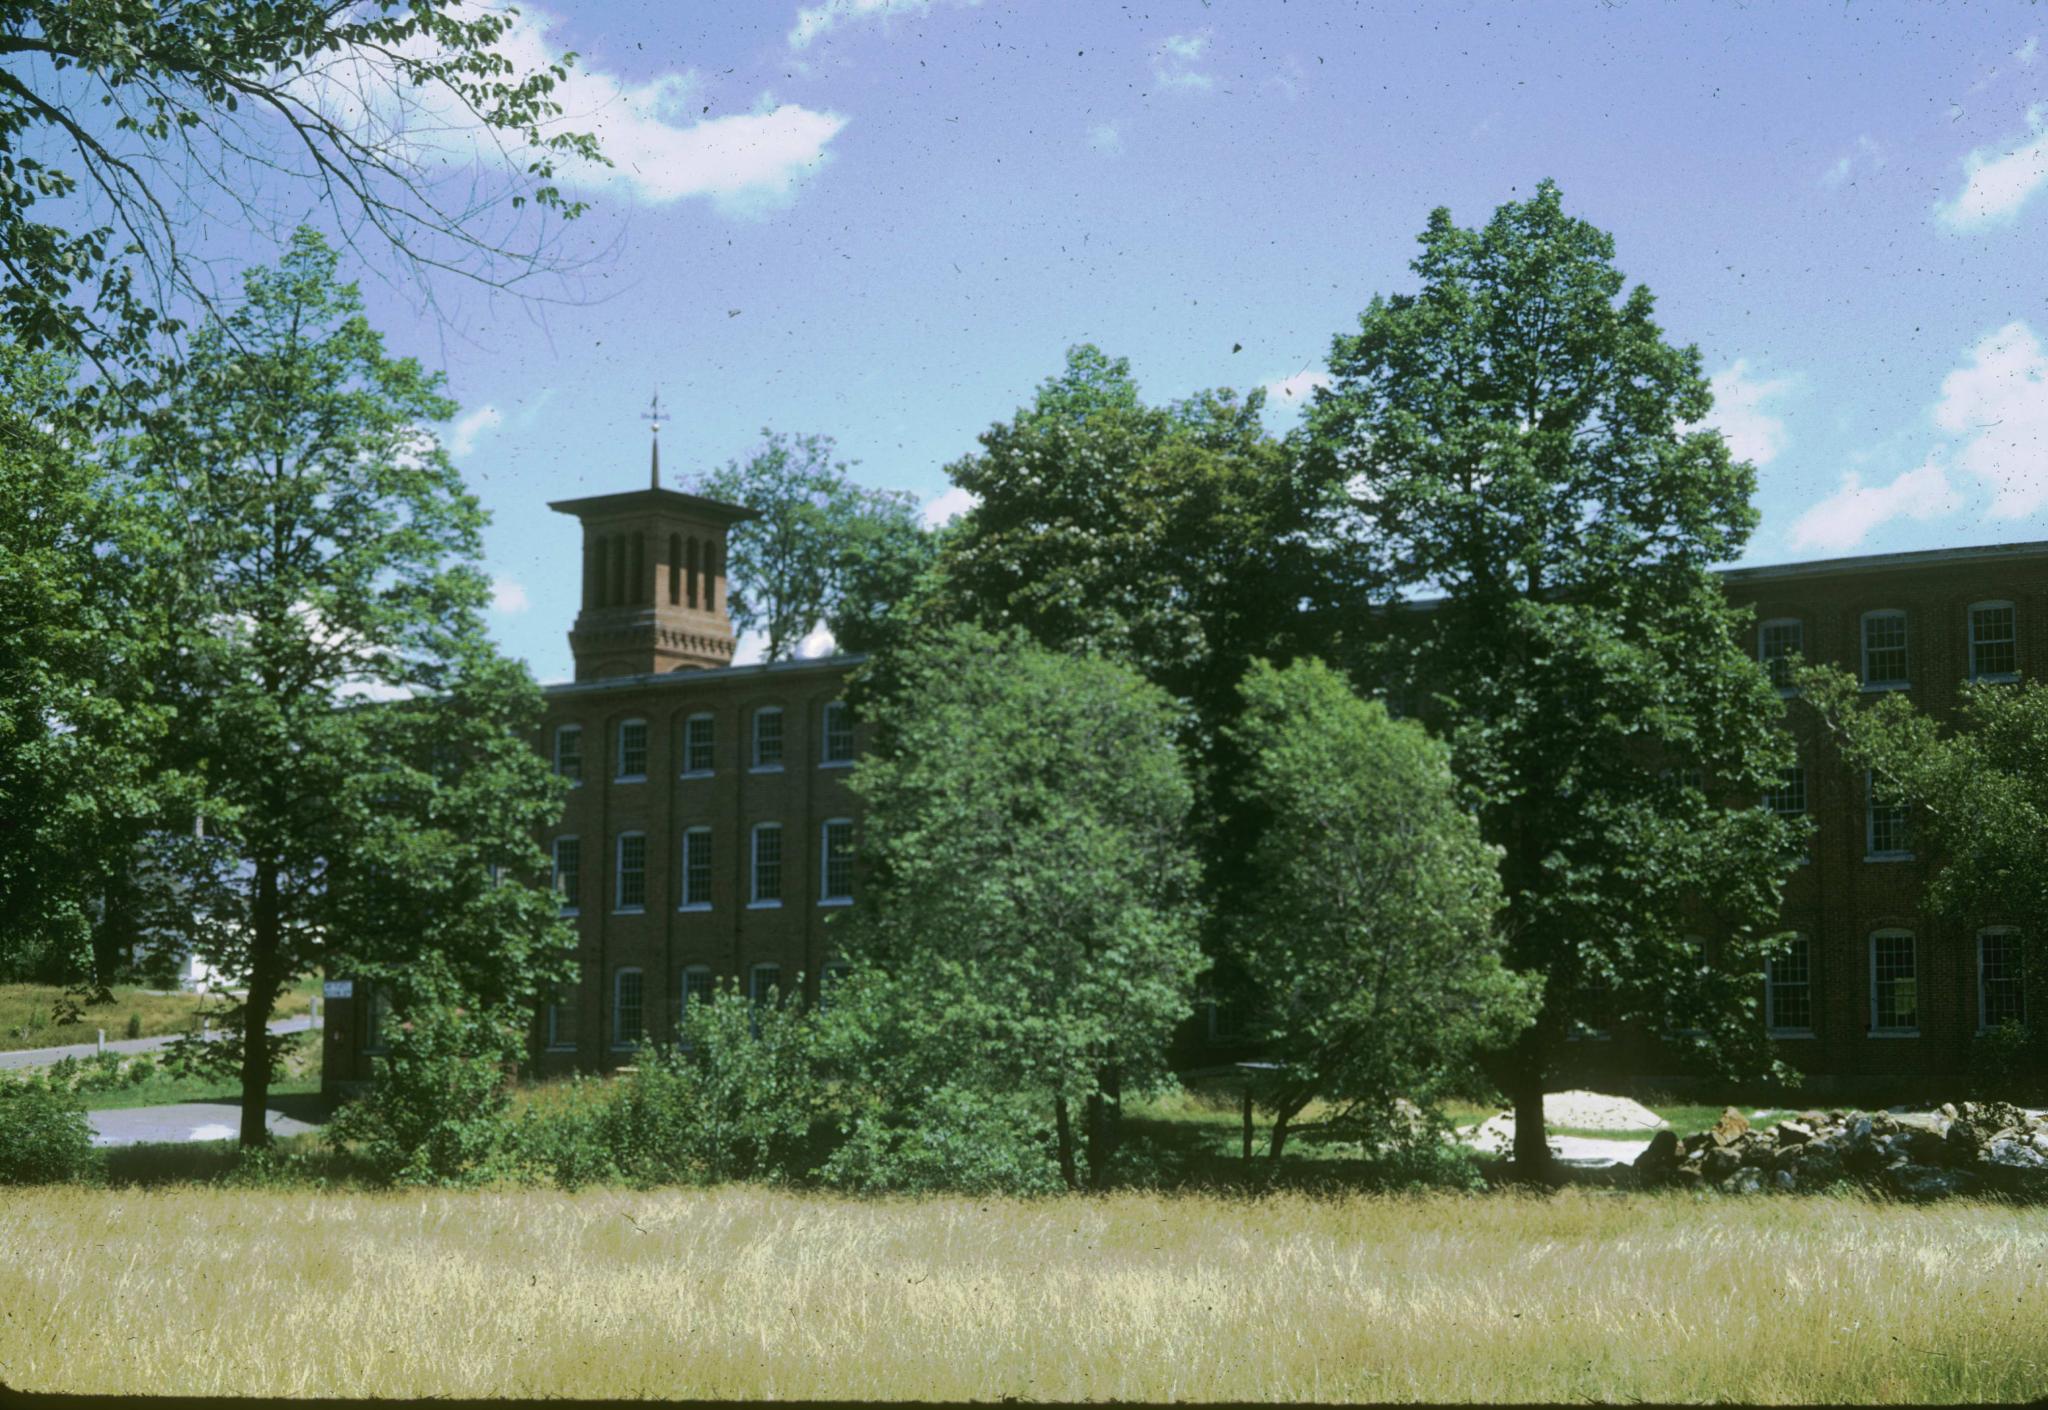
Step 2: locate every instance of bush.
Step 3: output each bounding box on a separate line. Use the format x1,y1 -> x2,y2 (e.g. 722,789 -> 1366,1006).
125,1012 -> 143,1040
512,1079 -> 622,1191
1968,1019 -> 2043,1104
328,1002 -> 518,1186
0,1079 -> 96,1184
821,1084 -> 1063,1196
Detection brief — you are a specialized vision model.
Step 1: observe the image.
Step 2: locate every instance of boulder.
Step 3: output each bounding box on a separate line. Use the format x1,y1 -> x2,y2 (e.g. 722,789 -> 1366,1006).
1725,1166 -> 1767,1195
1709,1107 -> 1750,1146
1891,1111 -> 1949,1138
1980,1138 -> 2048,1197
1885,1163 -> 1983,1200
1702,1146 -> 1741,1182
1900,1127 -> 1946,1164
1775,1121 -> 1814,1146
1796,1143 -> 1844,1186
1772,1168 -> 1798,1193
1634,1128 -> 1680,1175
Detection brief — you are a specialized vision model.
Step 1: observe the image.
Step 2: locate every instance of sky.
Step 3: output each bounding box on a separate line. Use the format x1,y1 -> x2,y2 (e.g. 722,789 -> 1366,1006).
258,0 -> 2048,683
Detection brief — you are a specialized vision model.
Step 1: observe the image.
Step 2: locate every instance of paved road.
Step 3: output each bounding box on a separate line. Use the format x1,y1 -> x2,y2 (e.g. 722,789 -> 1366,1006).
88,1098 -> 327,1148
0,1015 -> 317,1071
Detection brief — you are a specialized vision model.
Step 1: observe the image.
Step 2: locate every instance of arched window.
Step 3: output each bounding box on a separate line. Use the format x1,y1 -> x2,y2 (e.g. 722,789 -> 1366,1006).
668,533 -> 682,606
687,536 -> 700,609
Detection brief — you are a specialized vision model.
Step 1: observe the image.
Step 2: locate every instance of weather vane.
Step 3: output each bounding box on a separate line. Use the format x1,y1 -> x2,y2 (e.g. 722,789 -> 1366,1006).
643,391 -> 668,488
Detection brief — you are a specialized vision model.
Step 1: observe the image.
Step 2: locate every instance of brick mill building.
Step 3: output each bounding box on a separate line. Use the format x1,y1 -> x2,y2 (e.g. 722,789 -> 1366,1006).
323,456 -> 2047,1095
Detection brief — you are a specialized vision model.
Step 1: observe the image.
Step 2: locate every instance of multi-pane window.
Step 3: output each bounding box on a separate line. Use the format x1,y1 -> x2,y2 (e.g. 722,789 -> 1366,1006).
680,828 -> 713,909
552,837 -> 581,914
822,701 -> 855,766
1870,931 -> 1918,1033
554,725 -> 584,783
613,968 -> 644,1049
1980,929 -> 2026,1030
1861,610 -> 1909,689
679,965 -> 714,1044
546,992 -> 577,1051
616,832 -> 647,912
820,819 -> 854,904
682,713 -> 715,775
616,718 -> 649,780
1759,619 -> 1804,692
1865,771 -> 1910,858
752,708 -> 784,769
750,963 -> 783,1006
1767,935 -> 1813,1035
751,823 -> 783,905
1970,602 -> 2019,682
1766,767 -> 1807,819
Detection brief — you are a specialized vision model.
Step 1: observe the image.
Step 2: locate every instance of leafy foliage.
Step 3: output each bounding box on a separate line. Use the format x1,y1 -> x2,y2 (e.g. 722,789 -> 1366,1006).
700,430 -> 928,660
833,624 -> 1205,1189
1224,659 -> 1536,1163
1303,181 -> 1798,1167
328,991 -> 520,1187
0,0 -> 603,394
0,1076 -> 95,1184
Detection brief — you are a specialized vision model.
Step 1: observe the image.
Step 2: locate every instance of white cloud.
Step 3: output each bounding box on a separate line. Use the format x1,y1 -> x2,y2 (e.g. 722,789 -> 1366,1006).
490,575 -> 531,615
921,484 -> 978,527
728,622 -> 837,666
1698,360 -> 1794,466
1935,104 -> 2048,228
1819,134 -> 1884,189
787,0 -> 982,49
1788,463 -> 1961,553
2017,35 -> 2039,65
795,622 -> 839,658
1932,320 -> 2048,518
1261,368 -> 1332,405
450,404 -> 503,458
1087,122 -> 1124,157
1152,30 -> 1215,92
295,7 -> 849,217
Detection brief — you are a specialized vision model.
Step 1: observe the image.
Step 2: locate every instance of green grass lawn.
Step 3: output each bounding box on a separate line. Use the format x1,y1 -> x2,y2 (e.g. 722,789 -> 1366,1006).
15,1030 -> 323,1111
0,979 -> 316,1053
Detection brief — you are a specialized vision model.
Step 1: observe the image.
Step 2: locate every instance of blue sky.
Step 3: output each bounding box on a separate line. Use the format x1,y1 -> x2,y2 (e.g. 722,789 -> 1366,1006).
316,1 -> 2048,683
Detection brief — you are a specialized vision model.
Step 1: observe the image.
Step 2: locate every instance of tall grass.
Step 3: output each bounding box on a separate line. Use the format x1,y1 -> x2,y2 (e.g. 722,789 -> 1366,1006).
0,981 -> 316,1053
2,1185 -> 2042,1401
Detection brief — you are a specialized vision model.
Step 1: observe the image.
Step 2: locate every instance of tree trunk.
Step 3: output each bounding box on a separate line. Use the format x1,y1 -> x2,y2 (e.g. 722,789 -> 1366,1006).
1509,1048 -> 1552,1184
1084,1067 -> 1121,1191
1266,1109 -> 1293,1170
1054,1095 -> 1079,1190
239,858 -> 280,1149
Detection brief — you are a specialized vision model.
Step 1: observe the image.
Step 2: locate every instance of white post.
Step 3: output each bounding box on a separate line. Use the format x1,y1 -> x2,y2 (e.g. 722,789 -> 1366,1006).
97,1029 -> 105,1054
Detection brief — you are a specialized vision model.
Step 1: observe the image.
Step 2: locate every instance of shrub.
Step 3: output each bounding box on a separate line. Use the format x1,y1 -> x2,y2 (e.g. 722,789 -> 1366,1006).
328,1002 -> 518,1186
821,1084 -> 1063,1196
0,1078 -> 96,1184
1968,1019 -> 2043,1104
512,1079 -> 622,1191
126,1012 -> 143,1040
126,1055 -> 157,1085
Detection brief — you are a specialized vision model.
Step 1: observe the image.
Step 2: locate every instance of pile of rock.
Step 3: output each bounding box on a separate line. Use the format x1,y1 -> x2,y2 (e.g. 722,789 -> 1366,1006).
1633,1101 -> 2048,1199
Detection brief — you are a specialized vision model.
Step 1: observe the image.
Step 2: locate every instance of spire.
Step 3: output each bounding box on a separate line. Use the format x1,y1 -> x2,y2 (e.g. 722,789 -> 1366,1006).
642,391 -> 668,489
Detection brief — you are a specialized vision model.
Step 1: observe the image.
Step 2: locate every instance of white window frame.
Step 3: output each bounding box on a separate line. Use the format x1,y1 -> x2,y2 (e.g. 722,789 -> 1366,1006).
1978,927 -> 2026,1033
751,707 -> 785,772
1864,770 -> 1912,861
615,717 -> 650,782
679,827 -> 713,911
750,962 -> 784,1006
554,724 -> 584,785
615,831 -> 648,914
749,822 -> 783,908
552,835 -> 581,916
1868,930 -> 1919,1037
612,967 -> 644,1051
1758,618 -> 1803,696
819,818 -> 854,906
1766,934 -> 1815,1038
681,712 -> 715,777
1969,601 -> 2020,683
545,995 -> 576,1052
821,701 -> 855,767
1859,609 -> 1909,691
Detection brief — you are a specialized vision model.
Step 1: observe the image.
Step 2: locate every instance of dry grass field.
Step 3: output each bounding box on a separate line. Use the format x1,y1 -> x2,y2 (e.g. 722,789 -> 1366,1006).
3,1184 -> 2045,1401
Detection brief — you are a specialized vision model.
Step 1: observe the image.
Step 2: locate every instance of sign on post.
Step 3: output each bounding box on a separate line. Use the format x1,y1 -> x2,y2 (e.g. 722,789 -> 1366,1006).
323,980 -> 353,999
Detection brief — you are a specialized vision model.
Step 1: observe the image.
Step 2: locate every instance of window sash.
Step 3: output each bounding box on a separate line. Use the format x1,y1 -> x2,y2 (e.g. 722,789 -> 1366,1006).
1767,937 -> 1813,1034
617,833 -> 647,911
617,720 -> 649,779
753,710 -> 784,768
683,715 -> 715,774
821,820 -> 854,901
681,829 -> 712,908
1759,621 -> 1803,690
822,703 -> 855,763
613,970 -> 644,1048
1971,605 -> 2018,680
555,726 -> 583,781
1861,613 -> 1909,686
1766,767 -> 1807,818
553,838 -> 581,913
546,997 -> 576,1051
1871,933 -> 1918,1032
1980,930 -> 2027,1029
752,824 -> 783,903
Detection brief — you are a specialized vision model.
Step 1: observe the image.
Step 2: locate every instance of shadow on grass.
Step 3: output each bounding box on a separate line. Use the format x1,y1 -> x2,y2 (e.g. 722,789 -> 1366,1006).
99,1132 -> 366,1188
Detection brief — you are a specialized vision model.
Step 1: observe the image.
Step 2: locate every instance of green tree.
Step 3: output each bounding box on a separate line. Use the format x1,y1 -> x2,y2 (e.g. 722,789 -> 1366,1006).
1225,658 -> 1536,1166
832,624 -> 1205,1190
700,430 -> 926,661
1304,181 -> 1798,1175
0,340 -> 174,984
0,0 -> 602,392
1797,665 -> 2048,1062
126,228 -> 571,1146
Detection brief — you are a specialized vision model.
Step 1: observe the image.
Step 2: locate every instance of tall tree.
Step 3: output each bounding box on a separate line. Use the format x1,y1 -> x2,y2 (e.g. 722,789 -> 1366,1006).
127,228 -> 571,1146
1304,181 -> 1798,1176
700,430 -> 925,661
1225,658 -> 1536,1167
832,624 -> 1205,1189
0,0 -> 602,395
0,340 -> 173,983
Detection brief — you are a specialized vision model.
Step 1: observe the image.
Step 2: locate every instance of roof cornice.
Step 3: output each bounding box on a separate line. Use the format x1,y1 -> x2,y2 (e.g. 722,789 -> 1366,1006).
542,652 -> 868,698
1719,539 -> 2048,586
